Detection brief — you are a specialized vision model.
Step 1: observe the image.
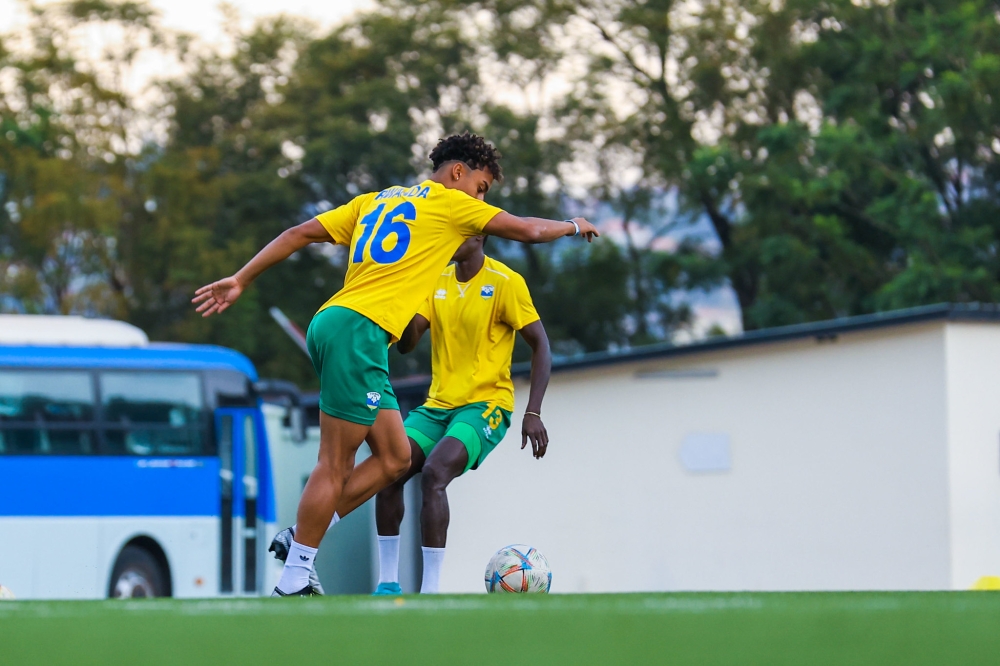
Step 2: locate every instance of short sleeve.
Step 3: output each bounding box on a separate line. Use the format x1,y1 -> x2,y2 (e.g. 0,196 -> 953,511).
315,194 -> 370,245
415,293 -> 432,322
448,190 -> 503,236
500,274 -> 540,330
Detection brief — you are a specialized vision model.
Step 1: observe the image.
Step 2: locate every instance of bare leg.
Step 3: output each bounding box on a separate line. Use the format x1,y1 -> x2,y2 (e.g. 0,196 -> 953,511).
420,437 -> 468,548
294,412 -> 370,547
375,439 -> 426,536
332,408 -> 411,519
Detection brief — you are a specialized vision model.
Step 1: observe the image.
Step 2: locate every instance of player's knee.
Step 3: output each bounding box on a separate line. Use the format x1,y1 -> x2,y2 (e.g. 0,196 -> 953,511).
314,456 -> 353,485
384,450 -> 410,481
421,462 -> 453,493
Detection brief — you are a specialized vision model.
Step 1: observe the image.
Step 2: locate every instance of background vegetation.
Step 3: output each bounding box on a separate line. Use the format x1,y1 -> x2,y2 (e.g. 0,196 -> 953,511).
2,0 -> 998,384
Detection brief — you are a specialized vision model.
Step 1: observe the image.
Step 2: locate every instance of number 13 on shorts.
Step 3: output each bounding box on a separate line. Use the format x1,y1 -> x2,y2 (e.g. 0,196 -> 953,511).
482,403 -> 504,430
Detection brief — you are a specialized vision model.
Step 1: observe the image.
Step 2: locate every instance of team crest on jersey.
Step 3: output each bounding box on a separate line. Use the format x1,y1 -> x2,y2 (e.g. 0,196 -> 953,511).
434,288 -> 447,299
366,392 -> 382,410
480,285 -> 495,299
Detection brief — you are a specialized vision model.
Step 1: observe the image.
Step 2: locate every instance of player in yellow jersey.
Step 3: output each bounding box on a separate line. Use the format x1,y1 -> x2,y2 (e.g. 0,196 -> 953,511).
371,234 -> 551,594
193,133 -> 597,596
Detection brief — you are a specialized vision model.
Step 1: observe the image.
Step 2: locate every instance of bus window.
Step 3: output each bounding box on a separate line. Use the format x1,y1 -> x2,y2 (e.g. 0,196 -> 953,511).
0,370 -> 96,455
100,372 -> 206,456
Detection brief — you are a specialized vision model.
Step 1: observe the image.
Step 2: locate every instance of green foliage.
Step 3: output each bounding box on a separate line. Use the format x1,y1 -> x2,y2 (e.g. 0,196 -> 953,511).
474,0 -> 1000,329
3,0 -> 998,384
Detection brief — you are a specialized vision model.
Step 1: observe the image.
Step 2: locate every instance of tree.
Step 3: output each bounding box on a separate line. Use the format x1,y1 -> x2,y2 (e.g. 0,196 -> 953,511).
451,0 -> 1000,329
0,1 -> 165,316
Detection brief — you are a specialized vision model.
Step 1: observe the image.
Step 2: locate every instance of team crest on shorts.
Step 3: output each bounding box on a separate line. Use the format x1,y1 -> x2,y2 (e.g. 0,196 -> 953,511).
366,392 -> 382,410
480,285 -> 495,299
483,425 -> 493,438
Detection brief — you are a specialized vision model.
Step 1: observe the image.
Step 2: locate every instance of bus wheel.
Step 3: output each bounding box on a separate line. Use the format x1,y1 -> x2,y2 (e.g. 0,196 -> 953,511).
110,545 -> 167,598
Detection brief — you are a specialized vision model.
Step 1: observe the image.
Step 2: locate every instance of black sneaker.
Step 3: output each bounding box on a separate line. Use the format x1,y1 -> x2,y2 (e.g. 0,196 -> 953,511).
271,585 -> 322,597
269,526 -> 325,595
268,526 -> 295,562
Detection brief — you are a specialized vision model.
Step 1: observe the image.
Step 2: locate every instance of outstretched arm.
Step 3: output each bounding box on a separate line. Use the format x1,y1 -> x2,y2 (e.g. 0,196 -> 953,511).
192,218 -> 333,318
397,314 -> 430,354
518,320 -> 552,459
483,212 -> 599,244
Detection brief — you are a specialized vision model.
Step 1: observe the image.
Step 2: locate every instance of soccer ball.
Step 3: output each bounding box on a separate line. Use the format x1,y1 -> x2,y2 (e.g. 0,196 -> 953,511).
0,585 -> 15,600
484,544 -> 551,593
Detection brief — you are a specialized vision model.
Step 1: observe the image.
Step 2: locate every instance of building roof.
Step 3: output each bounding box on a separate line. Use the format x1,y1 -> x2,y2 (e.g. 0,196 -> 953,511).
391,303 -> 1000,398
530,302 -> 1000,376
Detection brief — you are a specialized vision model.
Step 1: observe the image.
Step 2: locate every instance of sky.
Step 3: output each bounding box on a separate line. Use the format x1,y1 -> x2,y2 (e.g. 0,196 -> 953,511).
0,0 -> 374,42
0,0 -> 376,133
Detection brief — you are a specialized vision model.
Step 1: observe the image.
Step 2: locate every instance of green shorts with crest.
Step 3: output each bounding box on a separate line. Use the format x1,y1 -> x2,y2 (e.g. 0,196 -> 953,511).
403,402 -> 511,474
306,305 -> 399,426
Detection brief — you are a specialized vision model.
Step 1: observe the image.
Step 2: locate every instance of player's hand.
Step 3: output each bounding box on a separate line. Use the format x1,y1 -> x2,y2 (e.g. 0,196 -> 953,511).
192,276 -> 244,318
521,413 -> 549,459
572,218 -> 599,242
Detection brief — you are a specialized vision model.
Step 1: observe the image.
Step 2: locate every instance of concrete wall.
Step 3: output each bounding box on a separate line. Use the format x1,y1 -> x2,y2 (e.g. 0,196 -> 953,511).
944,323 -> 1000,588
441,323 -> 954,592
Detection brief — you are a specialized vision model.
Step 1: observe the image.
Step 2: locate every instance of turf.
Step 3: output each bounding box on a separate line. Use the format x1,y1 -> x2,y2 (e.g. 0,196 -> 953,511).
2,592 -> 999,665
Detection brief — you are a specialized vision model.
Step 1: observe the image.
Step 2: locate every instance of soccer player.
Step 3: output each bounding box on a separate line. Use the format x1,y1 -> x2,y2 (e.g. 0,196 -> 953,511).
193,133 -> 597,596
374,233 -> 551,594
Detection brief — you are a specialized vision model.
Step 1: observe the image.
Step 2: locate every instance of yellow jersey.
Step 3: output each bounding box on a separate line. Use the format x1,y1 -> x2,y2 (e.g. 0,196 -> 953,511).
418,256 -> 540,411
314,180 -> 502,341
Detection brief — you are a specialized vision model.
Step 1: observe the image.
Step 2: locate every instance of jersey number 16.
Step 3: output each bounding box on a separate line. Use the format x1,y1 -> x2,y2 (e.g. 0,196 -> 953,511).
352,201 -> 414,265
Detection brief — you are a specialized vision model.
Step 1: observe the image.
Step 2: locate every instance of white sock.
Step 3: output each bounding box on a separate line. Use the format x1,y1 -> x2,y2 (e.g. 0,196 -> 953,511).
377,535 -> 401,585
420,547 -> 445,594
292,512 -> 340,536
276,540 -> 317,593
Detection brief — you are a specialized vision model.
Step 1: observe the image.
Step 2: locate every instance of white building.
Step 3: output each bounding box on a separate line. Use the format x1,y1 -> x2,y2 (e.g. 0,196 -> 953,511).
430,303 -> 1000,592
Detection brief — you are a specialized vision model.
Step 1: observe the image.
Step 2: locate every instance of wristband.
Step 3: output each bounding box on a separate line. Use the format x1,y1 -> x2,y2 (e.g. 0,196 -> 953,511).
525,411 -> 541,418
565,219 -> 580,236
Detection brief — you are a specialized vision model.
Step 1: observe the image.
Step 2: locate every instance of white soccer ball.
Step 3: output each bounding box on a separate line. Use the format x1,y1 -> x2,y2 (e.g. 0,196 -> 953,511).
484,544 -> 551,594
0,585 -> 16,600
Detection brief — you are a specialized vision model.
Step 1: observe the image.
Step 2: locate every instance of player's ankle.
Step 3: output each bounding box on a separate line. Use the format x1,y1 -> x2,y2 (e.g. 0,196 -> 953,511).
420,547 -> 445,594
276,540 -> 318,594
377,535 -> 401,585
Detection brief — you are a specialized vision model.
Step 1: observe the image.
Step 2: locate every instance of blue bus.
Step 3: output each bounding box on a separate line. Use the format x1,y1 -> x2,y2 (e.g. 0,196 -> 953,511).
0,327 -> 281,599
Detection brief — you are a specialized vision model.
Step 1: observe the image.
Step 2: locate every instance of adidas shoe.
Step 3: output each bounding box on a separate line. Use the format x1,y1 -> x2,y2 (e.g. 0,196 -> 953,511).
269,526 -> 325,595
373,582 -> 402,596
268,526 -> 294,561
271,585 -> 321,597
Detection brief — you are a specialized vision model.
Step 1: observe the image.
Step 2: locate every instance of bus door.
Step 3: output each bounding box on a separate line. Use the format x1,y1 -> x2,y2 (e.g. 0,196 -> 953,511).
215,407 -> 269,595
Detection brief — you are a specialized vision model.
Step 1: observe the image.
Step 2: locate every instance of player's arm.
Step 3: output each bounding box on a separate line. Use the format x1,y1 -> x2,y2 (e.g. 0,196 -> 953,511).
397,314 -> 430,354
518,320 -> 552,459
483,212 -> 599,244
192,218 -> 332,318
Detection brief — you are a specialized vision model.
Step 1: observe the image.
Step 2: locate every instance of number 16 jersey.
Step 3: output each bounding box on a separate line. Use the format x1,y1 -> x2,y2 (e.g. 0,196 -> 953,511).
314,180 -> 502,342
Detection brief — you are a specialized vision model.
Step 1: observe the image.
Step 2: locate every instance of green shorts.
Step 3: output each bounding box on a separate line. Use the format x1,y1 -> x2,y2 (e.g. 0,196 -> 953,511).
404,402 -> 511,474
306,305 -> 399,425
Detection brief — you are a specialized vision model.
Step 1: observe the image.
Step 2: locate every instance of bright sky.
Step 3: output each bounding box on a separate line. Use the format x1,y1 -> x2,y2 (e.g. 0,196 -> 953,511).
0,0 -> 374,42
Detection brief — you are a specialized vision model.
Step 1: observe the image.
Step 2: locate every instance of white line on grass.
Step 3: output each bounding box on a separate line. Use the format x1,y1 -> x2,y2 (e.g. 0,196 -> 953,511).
0,594 -> 767,619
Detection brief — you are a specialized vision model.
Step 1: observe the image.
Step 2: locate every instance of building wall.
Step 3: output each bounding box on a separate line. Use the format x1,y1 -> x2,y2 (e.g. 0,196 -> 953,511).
441,323 -> 952,592
944,323 -> 1000,589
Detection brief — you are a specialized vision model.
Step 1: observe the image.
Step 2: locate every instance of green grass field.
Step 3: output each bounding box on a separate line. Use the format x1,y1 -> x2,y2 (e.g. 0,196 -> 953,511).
3,592 -> 999,665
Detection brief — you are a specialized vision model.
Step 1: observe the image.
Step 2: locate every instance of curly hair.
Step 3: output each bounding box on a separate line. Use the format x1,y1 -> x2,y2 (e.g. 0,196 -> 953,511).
429,132 -> 503,183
